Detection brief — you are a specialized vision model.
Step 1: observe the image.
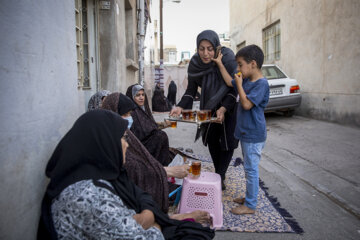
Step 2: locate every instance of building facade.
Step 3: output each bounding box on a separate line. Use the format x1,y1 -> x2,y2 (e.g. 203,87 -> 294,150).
230,0 -> 360,127
0,0 -> 142,238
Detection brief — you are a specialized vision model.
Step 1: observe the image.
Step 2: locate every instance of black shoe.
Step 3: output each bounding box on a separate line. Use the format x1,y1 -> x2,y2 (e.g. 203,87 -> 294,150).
221,180 -> 226,190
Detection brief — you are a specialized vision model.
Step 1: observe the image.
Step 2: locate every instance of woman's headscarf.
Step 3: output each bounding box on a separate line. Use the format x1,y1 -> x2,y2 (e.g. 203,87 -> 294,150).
38,110 -> 128,239
126,84 -> 153,118
87,90 -> 111,111
189,30 -> 237,110
101,92 -> 136,116
132,84 -> 145,99
38,109 -> 214,240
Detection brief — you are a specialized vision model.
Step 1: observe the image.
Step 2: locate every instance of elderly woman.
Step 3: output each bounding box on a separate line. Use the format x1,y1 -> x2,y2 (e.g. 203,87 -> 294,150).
126,84 -> 172,166
101,92 -> 189,212
86,90 -> 111,111
170,30 -> 239,190
37,110 -> 214,239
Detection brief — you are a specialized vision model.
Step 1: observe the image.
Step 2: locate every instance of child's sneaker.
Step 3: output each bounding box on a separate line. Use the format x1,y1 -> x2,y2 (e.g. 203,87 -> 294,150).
231,205 -> 255,215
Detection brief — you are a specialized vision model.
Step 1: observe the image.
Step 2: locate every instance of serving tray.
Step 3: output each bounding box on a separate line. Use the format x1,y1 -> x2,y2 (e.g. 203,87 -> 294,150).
164,116 -> 218,128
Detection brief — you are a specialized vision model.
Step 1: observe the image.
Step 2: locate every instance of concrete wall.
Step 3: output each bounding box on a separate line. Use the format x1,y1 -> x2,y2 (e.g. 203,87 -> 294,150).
0,1 -> 85,239
144,64 -> 189,108
99,0 -> 138,93
230,0 -> 360,127
163,65 -> 189,104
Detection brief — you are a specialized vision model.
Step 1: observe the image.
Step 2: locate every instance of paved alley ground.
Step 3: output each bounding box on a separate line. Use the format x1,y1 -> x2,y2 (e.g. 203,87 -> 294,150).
154,112 -> 360,240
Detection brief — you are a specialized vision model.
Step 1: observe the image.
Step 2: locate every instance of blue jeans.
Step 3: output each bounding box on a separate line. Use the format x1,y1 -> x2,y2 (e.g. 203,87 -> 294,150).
241,141 -> 265,210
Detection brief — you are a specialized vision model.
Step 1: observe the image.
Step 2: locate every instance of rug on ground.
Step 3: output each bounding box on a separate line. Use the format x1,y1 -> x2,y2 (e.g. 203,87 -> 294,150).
175,151 -> 304,233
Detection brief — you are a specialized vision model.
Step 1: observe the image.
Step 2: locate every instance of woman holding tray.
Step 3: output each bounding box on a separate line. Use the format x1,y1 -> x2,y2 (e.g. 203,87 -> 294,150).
170,30 -> 238,190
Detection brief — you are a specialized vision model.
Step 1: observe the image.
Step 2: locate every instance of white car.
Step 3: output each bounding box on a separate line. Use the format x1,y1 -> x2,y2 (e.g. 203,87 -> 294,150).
261,64 -> 302,117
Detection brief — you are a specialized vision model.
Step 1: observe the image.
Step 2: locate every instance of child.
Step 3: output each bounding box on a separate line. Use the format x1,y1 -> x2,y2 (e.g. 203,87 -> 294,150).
216,44 -> 269,214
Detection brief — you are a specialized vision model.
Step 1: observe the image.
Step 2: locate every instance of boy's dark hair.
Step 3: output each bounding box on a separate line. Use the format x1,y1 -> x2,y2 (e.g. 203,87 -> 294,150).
235,44 -> 264,69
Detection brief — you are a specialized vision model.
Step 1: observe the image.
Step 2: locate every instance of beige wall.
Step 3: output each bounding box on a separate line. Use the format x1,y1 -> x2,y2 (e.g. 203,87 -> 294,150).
99,0 -> 139,94
230,0 -> 360,126
144,64 -> 189,108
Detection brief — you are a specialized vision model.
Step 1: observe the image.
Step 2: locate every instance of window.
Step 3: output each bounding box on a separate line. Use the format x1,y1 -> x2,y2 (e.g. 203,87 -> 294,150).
262,21 -> 280,62
75,0 -> 90,89
125,0 -> 134,60
236,41 -> 246,52
169,51 -> 177,63
181,51 -> 190,60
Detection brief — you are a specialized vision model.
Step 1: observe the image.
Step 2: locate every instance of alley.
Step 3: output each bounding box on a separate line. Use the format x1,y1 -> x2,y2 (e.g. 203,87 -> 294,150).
156,113 -> 360,240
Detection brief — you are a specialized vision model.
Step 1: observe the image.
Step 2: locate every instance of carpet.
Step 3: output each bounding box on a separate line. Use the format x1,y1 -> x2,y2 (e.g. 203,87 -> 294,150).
175,151 -> 304,233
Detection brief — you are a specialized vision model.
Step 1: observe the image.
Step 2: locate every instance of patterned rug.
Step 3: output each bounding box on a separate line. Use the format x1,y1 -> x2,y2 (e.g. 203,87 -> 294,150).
174,151 -> 304,233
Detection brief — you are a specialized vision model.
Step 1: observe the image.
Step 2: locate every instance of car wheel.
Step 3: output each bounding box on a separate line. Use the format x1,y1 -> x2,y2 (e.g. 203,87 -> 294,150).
283,110 -> 295,117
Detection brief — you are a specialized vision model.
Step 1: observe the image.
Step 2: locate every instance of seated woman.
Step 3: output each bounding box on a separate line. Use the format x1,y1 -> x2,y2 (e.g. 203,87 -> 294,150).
126,84 -> 172,166
87,90 -> 111,111
37,110 -> 214,239
101,92 -> 189,213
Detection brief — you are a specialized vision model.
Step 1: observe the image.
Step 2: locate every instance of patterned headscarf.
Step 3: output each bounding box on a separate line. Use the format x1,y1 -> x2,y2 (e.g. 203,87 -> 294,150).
131,85 -> 144,99
87,90 -> 111,111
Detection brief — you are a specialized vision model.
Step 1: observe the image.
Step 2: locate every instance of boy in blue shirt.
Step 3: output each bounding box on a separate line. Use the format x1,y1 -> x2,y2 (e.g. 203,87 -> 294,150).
214,44 -> 269,214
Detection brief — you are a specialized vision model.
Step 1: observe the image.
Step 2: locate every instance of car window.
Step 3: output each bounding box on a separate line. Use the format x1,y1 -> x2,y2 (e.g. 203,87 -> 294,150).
261,66 -> 287,80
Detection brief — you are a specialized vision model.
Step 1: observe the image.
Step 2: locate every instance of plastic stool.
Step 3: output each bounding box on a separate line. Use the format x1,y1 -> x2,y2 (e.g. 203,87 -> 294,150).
169,185 -> 182,206
178,172 -> 223,227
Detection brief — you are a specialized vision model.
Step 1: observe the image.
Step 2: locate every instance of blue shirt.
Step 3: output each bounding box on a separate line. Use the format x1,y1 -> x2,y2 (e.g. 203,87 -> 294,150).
232,78 -> 269,143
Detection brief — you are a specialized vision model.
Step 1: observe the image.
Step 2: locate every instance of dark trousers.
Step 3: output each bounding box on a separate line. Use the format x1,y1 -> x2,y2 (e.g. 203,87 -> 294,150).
206,125 -> 234,181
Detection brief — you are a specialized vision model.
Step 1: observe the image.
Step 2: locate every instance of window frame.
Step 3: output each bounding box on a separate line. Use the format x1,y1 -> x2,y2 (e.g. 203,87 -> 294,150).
75,0 -> 91,89
262,20 -> 281,63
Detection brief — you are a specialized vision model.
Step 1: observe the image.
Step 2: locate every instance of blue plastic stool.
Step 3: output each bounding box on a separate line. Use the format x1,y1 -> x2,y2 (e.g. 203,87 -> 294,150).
169,185 -> 182,206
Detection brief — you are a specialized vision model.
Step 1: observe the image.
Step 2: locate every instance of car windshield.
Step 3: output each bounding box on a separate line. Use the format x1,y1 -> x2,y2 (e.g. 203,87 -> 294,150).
261,66 -> 287,80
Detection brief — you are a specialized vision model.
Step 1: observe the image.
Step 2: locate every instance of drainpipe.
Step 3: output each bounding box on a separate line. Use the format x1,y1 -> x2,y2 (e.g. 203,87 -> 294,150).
138,0 -> 145,85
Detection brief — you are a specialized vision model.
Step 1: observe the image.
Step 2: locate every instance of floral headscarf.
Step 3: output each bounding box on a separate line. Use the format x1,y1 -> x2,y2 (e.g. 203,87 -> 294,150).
87,90 -> 111,111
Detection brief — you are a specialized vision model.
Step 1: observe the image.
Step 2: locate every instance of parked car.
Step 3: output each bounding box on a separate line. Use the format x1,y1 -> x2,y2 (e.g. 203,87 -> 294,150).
261,64 -> 302,117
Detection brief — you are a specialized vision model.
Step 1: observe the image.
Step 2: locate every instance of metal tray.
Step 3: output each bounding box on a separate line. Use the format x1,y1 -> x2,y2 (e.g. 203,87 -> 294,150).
164,116 -> 218,128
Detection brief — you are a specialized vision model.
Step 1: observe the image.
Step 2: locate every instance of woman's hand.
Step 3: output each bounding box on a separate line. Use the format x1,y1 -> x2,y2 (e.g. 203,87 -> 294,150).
133,209 -> 155,230
157,120 -> 171,129
164,164 -> 189,178
234,72 -> 243,86
215,106 -> 227,123
170,106 -> 183,117
211,51 -> 223,67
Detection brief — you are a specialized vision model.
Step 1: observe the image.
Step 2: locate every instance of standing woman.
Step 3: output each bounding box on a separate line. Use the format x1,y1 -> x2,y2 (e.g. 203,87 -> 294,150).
167,80 -> 177,106
170,30 -> 238,190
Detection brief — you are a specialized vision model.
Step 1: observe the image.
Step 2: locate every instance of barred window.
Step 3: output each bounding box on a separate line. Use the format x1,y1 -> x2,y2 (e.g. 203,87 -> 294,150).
262,21 -> 280,63
75,0 -> 90,89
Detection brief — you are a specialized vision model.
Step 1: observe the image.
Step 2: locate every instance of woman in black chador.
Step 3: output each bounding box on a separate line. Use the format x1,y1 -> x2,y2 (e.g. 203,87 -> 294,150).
167,80 -> 177,106
170,30 -> 238,190
37,110 -> 214,239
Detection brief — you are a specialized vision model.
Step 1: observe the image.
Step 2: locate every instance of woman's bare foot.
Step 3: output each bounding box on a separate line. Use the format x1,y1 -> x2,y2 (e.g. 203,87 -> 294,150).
233,197 -> 245,204
170,210 -> 211,224
231,205 -> 255,215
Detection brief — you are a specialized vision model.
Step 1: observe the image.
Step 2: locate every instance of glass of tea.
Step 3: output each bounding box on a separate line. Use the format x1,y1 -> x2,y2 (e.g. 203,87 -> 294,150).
196,110 -> 206,121
169,120 -> 177,128
191,161 -> 201,179
182,109 -> 194,120
206,110 -> 212,120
